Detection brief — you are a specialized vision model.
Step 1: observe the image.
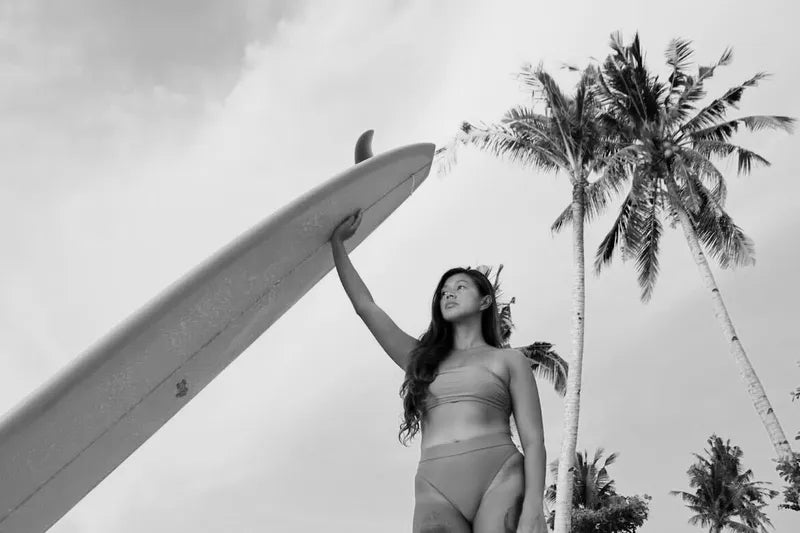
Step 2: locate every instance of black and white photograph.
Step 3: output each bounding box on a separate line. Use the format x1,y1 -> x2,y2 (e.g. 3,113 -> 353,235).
0,1 -> 797,532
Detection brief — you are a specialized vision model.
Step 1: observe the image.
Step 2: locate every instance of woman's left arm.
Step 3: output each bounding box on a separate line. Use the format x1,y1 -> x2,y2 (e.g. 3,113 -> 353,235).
505,349 -> 547,528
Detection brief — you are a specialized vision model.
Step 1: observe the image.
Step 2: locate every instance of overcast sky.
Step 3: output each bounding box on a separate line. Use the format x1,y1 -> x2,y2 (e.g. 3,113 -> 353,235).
1,1 -> 798,532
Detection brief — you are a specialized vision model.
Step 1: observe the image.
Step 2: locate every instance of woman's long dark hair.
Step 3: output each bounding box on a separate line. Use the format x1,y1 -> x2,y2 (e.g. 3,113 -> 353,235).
397,267 -> 503,445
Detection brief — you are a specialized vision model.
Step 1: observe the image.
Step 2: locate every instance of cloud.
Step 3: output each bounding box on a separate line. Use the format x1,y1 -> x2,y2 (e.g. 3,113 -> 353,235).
0,0 -> 304,196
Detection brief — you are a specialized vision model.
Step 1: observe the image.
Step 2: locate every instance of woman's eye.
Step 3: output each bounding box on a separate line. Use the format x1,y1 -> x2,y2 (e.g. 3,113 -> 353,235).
441,285 -> 466,296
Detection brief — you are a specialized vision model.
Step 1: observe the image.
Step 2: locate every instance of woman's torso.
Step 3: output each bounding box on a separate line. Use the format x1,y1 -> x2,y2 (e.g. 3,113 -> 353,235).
419,347 -> 513,449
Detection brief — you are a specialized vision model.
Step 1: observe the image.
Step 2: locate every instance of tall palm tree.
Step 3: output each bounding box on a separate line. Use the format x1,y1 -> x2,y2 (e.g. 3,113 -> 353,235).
593,32 -> 795,460
545,447 -> 651,533
671,435 -> 778,533
439,65 -> 627,533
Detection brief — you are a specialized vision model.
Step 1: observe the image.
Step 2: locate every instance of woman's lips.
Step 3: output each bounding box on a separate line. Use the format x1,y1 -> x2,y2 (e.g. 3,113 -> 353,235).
445,302 -> 458,308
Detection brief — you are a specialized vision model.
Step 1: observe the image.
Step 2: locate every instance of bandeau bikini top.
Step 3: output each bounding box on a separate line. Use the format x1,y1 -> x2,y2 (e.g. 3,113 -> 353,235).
423,365 -> 511,414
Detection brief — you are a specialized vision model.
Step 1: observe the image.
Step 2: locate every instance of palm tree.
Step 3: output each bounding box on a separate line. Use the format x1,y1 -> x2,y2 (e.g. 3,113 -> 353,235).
593,32 -> 795,460
671,435 -> 778,533
776,452 -> 800,512
545,447 -> 651,533
439,64 -> 627,533
775,365 -> 800,511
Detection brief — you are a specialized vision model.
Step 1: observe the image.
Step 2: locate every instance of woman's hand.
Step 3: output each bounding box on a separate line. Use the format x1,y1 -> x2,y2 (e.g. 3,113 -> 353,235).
330,209 -> 363,243
516,511 -> 549,533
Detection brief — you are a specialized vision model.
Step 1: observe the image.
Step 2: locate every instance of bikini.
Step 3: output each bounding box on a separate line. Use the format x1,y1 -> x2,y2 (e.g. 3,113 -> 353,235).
414,365 -> 520,524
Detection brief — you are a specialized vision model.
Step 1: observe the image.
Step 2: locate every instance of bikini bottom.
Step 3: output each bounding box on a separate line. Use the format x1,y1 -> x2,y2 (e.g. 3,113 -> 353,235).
414,432 -> 520,523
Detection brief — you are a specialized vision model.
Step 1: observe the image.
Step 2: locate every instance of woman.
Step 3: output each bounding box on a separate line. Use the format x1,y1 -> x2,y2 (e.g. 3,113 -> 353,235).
331,209 -> 547,533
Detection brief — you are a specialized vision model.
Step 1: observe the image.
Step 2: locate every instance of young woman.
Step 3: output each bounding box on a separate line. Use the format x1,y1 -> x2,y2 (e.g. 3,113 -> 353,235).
331,210 -> 547,533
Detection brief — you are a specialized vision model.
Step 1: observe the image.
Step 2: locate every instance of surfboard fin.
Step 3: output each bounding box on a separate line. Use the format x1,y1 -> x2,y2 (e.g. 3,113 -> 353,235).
354,129 -> 374,163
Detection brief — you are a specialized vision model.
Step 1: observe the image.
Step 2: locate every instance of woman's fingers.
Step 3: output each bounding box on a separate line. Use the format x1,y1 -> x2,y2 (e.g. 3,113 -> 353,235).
350,209 -> 363,227
331,209 -> 363,241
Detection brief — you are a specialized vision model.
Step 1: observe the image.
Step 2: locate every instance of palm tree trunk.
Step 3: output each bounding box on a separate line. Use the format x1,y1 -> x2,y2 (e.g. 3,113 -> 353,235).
554,181 -> 587,533
666,178 -> 793,460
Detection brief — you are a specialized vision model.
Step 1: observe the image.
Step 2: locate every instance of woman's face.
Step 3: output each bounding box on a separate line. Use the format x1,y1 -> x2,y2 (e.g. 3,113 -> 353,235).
439,273 -> 488,321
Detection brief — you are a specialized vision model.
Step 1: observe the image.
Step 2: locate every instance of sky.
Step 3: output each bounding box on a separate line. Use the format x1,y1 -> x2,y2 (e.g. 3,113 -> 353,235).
0,0 -> 798,532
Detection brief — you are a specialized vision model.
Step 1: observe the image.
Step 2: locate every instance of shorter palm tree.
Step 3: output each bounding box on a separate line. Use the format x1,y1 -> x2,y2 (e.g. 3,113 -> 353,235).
545,447 -> 651,533
671,434 -> 778,533
775,452 -> 800,512
775,368 -> 800,511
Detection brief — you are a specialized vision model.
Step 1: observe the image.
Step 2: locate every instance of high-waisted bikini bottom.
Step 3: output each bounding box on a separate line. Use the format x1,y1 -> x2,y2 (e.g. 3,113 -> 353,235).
415,432 -> 520,523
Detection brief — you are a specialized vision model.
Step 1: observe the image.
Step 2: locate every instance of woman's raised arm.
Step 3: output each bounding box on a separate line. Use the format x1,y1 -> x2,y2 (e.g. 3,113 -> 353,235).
330,210 -> 418,370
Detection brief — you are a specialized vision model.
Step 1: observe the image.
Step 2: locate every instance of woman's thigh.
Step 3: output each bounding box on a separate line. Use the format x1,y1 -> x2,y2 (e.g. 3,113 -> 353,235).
412,474 -> 472,533
472,451 -> 525,533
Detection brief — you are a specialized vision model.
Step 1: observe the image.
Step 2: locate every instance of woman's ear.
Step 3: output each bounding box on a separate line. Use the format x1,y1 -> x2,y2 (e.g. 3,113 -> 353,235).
480,295 -> 492,311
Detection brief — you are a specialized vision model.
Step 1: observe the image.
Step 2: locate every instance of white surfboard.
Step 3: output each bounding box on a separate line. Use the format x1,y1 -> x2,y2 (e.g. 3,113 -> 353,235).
0,133 -> 435,532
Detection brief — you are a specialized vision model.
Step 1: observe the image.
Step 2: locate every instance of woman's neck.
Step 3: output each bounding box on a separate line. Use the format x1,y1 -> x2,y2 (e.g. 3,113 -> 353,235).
450,327 -> 490,352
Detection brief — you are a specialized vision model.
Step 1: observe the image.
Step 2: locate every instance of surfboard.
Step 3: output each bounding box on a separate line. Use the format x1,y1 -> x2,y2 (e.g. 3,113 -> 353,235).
0,132 -> 435,532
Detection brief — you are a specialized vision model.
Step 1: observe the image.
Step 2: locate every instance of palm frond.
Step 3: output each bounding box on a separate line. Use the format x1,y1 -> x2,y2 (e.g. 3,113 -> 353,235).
665,38 -> 695,109
433,143 -> 458,176
594,191 -> 636,273
551,146 -> 636,234
518,63 -> 572,122
683,73 -> 770,132
691,139 -> 771,175
689,183 -> 756,269
549,176 -> 621,235
550,203 -> 572,234
515,342 -> 568,396
673,156 -> 703,214
517,64 -> 583,166
502,105 -> 551,130
689,115 -> 795,144
665,38 -> 694,77
501,107 -> 573,167
667,46 -> 733,125
498,298 -> 516,345
680,148 -> 728,204
632,185 -> 663,302
448,121 -> 566,174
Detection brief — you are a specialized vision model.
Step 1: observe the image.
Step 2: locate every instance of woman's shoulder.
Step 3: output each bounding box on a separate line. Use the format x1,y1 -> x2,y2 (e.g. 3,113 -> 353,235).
487,347 -> 524,381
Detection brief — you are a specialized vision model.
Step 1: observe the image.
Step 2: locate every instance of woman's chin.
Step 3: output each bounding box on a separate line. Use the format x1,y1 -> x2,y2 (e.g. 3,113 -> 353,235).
442,309 -> 467,322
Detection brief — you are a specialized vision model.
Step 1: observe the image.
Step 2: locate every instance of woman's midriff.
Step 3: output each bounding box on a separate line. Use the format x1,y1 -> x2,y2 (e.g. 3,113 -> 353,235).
420,402 -> 511,448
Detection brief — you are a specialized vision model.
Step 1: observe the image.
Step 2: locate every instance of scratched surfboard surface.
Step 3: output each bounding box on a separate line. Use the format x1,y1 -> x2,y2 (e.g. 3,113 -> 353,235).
0,138 -> 434,532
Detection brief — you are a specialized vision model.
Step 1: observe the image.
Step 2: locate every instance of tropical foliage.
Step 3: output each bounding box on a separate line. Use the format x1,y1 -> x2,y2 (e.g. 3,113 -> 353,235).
438,30 -> 795,533
775,366 -> 800,511
545,448 -> 651,533
592,32 -> 794,299
671,435 -> 777,533
775,453 -> 800,512
591,32 -> 795,460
